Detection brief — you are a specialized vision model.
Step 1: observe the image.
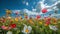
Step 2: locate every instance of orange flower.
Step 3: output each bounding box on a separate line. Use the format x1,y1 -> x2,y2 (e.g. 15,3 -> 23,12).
51,18 -> 57,24
44,24 -> 48,26
28,19 -> 34,25
15,18 -> 18,22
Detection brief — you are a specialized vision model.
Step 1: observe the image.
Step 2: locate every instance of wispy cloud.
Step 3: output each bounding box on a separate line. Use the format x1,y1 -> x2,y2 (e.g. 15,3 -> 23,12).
23,9 -> 43,16
11,0 -> 60,18
12,10 -> 21,14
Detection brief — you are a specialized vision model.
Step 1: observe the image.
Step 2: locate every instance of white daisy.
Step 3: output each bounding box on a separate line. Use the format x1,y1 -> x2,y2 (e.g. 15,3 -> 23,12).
49,25 -> 58,31
22,24 -> 32,34
7,31 -> 12,34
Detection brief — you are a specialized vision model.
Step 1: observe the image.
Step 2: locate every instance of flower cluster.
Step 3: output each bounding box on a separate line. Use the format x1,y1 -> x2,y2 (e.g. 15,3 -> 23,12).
0,9 -> 60,34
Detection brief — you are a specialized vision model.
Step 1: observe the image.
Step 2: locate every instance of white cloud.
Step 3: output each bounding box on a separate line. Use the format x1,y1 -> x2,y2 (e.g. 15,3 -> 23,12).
32,9 -> 36,11
47,9 -> 52,11
26,2 -> 29,6
52,0 -> 58,2
12,10 -> 21,14
23,9 -> 43,16
50,13 -> 60,17
23,0 -> 59,18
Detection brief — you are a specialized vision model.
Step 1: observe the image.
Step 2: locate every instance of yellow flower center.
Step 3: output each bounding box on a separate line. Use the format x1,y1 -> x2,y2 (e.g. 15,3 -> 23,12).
25,29 -> 29,33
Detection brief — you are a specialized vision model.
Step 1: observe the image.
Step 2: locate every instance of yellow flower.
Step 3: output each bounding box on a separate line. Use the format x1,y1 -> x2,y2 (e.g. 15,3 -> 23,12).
39,22 -> 42,25
15,18 -> 18,22
29,20 -> 32,23
6,9 -> 11,14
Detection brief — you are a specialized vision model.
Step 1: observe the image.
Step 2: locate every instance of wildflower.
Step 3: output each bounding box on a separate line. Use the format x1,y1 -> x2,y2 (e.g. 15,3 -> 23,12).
7,16 -> 11,20
36,15 -> 41,19
10,24 -> 16,28
10,19 -> 14,23
1,25 -> 8,30
49,25 -> 58,31
22,24 -> 32,34
6,9 -> 11,14
46,21 -> 50,25
44,24 -> 48,26
47,17 -> 51,21
42,8 -> 47,13
39,21 -> 42,25
19,16 -> 23,21
7,31 -> 12,34
28,19 -> 34,25
15,18 -> 18,22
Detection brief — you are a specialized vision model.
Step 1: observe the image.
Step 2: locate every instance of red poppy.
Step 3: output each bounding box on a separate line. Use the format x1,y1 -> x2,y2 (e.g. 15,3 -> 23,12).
10,24 -> 16,28
46,21 -> 50,25
42,8 -> 47,13
36,15 -> 41,19
47,17 -> 51,21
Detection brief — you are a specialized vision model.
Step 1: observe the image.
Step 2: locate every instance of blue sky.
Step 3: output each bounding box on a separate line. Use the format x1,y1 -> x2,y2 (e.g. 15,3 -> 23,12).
0,0 -> 60,17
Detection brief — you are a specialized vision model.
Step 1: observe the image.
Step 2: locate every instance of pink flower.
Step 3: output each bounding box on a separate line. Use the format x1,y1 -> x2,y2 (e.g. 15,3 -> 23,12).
1,25 -> 8,30
1,26 -> 6,29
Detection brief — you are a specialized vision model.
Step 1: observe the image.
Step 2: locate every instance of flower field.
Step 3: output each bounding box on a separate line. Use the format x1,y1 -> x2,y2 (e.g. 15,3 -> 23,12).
0,10 -> 60,34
